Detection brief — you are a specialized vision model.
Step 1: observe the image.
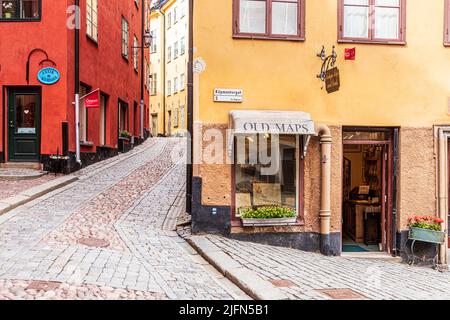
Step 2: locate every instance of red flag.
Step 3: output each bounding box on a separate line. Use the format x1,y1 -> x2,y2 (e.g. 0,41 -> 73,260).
345,48 -> 356,60
83,89 -> 100,108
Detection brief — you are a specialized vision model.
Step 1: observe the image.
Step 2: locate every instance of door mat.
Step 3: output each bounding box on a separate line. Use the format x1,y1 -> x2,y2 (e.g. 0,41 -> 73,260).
342,245 -> 369,252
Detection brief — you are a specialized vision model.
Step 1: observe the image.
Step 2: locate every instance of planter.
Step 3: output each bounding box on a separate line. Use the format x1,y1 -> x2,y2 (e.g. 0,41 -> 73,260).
241,217 -> 297,227
118,137 -> 132,153
409,227 -> 446,245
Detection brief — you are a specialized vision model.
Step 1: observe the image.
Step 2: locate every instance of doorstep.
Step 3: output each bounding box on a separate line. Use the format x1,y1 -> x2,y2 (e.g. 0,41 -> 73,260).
341,251 -> 403,262
0,175 -> 78,216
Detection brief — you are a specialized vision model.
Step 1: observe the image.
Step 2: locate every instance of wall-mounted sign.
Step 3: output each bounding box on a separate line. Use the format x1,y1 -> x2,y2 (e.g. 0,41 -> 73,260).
325,67 -> 340,94
37,67 -> 60,85
82,89 -> 100,108
214,88 -> 243,103
345,48 -> 356,60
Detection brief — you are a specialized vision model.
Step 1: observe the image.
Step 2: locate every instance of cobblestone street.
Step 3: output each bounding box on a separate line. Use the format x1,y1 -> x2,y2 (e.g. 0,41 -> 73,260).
0,139 -> 245,300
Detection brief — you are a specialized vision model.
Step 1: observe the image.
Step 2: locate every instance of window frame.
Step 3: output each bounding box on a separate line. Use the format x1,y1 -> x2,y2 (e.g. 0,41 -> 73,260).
86,0 -> 98,42
121,17 -> 129,60
232,0 -> 306,41
445,0 -> 450,46
0,0 -> 41,22
337,0 -> 407,45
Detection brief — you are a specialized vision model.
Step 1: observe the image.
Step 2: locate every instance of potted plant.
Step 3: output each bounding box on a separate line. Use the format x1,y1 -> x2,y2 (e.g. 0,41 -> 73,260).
408,215 -> 446,244
118,130 -> 132,153
240,206 -> 297,227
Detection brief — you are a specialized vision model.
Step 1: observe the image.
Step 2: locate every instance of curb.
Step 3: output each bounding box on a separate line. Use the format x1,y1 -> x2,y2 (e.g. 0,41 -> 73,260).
186,235 -> 289,300
0,175 -> 78,216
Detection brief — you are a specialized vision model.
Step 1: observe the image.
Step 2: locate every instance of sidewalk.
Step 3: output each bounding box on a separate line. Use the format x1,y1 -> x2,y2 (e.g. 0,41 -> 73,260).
183,232 -> 450,300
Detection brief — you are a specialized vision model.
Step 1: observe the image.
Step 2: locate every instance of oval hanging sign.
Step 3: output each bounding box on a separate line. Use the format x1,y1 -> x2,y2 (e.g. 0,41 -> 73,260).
37,67 -> 60,85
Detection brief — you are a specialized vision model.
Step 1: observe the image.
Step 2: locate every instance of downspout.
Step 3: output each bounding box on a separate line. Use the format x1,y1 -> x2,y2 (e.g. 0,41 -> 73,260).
438,128 -> 448,267
316,123 -> 332,256
186,0 -> 194,214
140,0 -> 145,140
157,7 -> 166,136
74,0 -> 81,165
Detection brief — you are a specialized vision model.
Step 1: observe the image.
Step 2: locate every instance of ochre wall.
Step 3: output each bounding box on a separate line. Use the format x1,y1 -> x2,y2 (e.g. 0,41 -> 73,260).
193,0 -> 450,127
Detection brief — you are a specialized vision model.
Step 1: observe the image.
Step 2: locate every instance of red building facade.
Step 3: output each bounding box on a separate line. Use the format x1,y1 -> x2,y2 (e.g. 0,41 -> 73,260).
0,0 -> 150,171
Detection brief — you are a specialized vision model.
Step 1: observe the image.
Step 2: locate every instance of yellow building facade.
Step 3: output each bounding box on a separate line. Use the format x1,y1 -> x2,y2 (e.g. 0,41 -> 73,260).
149,0 -> 189,137
190,0 -> 450,265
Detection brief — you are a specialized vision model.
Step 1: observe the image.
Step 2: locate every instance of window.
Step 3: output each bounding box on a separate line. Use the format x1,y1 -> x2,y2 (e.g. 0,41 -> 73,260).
181,0 -> 186,17
445,0 -> 450,45
0,0 -> 40,20
180,105 -> 185,129
234,135 -> 301,219
150,73 -> 157,95
150,30 -> 157,52
180,37 -> 186,55
174,7 -> 177,23
86,0 -> 98,41
167,46 -> 172,62
99,94 -> 107,146
133,35 -> 139,71
167,80 -> 172,96
338,0 -> 406,44
174,41 -> 179,58
167,12 -> 171,28
180,73 -> 185,91
79,85 -> 90,142
118,100 -> 129,132
233,0 -> 305,40
174,77 -> 178,93
122,17 -> 129,59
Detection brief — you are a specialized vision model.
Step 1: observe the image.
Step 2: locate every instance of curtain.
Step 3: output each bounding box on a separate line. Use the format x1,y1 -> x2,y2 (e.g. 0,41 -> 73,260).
272,1 -> 298,35
343,0 -> 369,38
239,0 -> 266,34
374,0 -> 400,39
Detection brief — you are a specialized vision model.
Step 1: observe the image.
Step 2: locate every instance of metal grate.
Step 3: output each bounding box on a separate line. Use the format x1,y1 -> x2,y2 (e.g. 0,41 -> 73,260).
318,288 -> 367,300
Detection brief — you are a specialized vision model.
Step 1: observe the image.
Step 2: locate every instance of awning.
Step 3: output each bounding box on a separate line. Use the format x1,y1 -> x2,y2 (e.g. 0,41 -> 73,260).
228,110 -> 316,158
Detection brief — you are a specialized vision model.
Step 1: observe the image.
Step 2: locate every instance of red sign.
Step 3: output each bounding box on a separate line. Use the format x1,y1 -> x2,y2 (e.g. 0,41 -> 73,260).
345,48 -> 356,60
83,89 -> 100,108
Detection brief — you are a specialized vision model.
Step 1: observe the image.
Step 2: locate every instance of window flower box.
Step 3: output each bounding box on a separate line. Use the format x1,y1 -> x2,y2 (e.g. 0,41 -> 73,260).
241,217 -> 297,227
240,206 -> 297,227
409,227 -> 446,245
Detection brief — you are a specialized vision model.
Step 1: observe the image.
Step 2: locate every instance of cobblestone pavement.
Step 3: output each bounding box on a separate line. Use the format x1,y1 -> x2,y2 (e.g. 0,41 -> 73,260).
0,174 -> 57,201
192,234 -> 450,300
0,138 -> 245,300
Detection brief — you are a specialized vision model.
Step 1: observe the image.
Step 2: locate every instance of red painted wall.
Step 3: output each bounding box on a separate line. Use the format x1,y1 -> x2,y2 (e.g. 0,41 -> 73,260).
0,0 -> 149,161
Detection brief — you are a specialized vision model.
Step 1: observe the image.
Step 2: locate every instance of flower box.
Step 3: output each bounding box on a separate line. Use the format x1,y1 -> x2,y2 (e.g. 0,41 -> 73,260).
409,227 -> 446,245
241,217 -> 297,227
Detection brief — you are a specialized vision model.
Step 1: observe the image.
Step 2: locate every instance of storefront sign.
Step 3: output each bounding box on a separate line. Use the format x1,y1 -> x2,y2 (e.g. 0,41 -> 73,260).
240,121 -> 314,134
37,67 -> 60,85
17,128 -> 36,134
325,67 -> 340,94
214,88 -> 243,103
83,89 -> 100,108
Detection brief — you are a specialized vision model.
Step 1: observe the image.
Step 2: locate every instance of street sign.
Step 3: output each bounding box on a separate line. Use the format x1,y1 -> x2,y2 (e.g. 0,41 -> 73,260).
214,88 -> 243,103
37,67 -> 60,85
325,67 -> 340,94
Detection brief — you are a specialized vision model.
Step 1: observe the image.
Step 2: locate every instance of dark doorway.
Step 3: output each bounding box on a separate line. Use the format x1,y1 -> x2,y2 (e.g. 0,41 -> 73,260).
7,87 -> 41,162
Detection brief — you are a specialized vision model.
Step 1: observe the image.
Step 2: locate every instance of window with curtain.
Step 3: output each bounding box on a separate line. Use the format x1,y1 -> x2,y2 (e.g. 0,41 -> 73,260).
86,0 -> 98,41
339,0 -> 405,43
234,0 -> 305,40
0,0 -> 40,20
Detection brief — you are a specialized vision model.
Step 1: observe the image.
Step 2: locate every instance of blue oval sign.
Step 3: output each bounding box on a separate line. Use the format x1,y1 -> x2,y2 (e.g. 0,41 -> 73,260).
37,67 -> 60,85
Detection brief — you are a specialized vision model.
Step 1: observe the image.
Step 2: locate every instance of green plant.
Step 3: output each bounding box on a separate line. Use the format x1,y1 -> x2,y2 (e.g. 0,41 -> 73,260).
408,215 -> 443,232
120,130 -> 131,139
241,206 -> 297,219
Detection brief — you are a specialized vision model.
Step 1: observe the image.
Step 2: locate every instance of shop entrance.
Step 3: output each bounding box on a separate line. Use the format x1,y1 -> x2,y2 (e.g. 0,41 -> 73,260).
7,87 -> 41,162
342,129 -> 395,253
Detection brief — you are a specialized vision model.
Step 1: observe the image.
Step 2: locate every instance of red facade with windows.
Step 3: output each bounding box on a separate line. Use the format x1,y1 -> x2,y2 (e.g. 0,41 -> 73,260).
0,0 -> 150,170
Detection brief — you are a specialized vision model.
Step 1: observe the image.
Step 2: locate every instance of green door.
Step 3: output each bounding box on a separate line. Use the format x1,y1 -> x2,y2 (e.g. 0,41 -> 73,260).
8,88 -> 41,162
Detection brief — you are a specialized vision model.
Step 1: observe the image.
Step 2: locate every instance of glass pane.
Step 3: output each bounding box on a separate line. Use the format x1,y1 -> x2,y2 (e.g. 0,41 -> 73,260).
374,7 -> 399,39
235,135 -> 297,216
272,2 -> 298,35
239,0 -> 266,34
1,0 -> 17,19
375,0 -> 399,7
344,0 -> 369,4
21,0 -> 39,18
15,94 -> 37,134
342,131 -> 387,141
343,5 -> 369,38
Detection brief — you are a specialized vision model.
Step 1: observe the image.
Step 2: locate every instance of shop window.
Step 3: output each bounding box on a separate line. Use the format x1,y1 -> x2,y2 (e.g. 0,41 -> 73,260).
233,0 -> 305,40
0,0 -> 40,21
118,100 -> 129,132
338,0 -> 406,44
86,0 -> 98,42
99,94 -> 107,146
234,134 -> 301,218
79,85 -> 89,142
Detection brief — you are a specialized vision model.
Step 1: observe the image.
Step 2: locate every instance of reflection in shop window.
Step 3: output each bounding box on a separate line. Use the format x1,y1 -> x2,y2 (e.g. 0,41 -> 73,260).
234,134 -> 299,217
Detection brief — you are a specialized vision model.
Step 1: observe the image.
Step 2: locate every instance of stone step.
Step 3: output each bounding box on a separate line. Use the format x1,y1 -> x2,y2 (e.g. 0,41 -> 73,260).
0,162 -> 42,170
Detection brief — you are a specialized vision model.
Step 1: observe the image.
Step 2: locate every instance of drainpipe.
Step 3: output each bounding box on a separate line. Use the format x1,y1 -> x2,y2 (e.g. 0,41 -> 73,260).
157,7 -> 166,136
140,0 -> 145,140
74,0 -> 81,165
186,0 -> 194,214
316,123 -> 332,256
438,128 -> 448,267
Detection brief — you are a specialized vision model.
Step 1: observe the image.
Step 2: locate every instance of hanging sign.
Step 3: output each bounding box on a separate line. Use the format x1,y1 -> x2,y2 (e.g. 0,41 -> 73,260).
345,48 -> 356,60
37,67 -> 60,85
325,67 -> 340,94
82,89 -> 100,108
